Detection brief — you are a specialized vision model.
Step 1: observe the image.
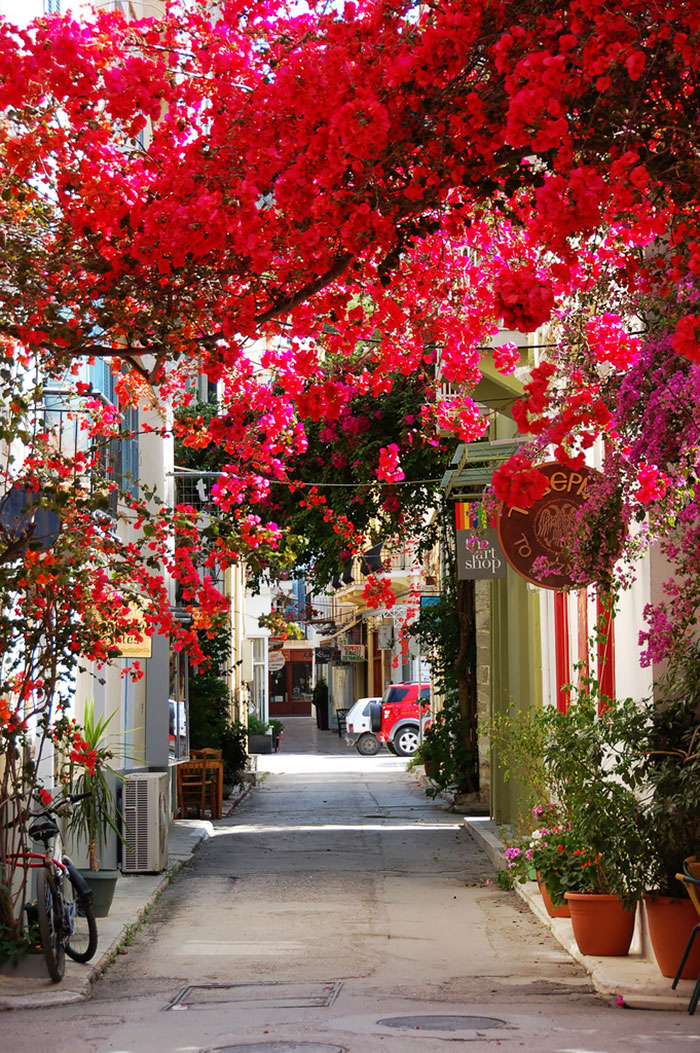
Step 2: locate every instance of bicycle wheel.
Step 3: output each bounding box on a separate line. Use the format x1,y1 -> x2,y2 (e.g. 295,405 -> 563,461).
64,868 -> 98,963
36,867 -> 65,982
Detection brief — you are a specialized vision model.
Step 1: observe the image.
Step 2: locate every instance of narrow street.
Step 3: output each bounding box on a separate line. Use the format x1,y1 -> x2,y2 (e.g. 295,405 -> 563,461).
3,719 -> 700,1052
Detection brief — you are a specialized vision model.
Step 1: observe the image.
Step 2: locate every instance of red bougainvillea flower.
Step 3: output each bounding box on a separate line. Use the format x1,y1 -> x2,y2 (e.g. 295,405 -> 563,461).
586,314 -> 641,371
362,575 -> 398,610
635,462 -> 670,504
671,315 -> 700,363
38,788 -> 53,805
492,452 -> 550,509
494,267 -> 555,333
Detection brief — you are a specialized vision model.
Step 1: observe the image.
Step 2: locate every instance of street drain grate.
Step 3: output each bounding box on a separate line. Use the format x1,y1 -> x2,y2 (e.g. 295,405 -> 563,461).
377,1015 -> 508,1031
203,1044 -> 344,1053
165,981 -> 342,1012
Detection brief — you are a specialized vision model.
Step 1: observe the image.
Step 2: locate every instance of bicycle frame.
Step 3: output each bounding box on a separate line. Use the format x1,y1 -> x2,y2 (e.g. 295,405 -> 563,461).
8,850 -> 68,872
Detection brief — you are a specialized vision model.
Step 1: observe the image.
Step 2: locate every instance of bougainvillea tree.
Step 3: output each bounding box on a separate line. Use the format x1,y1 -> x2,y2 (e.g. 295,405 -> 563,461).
0,362 -> 231,944
2,0 -> 700,941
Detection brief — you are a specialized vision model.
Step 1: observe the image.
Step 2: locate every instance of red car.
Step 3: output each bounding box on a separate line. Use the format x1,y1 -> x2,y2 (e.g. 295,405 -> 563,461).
369,682 -> 431,756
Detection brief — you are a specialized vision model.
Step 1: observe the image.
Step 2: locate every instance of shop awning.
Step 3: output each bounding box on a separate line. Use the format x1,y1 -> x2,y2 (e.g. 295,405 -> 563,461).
360,542 -> 383,575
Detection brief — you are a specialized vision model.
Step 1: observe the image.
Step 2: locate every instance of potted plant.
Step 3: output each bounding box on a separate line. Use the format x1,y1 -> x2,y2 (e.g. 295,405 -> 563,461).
246,714 -> 273,755
538,687 -> 649,956
504,806 -> 575,918
636,659 -> 700,978
56,702 -> 127,916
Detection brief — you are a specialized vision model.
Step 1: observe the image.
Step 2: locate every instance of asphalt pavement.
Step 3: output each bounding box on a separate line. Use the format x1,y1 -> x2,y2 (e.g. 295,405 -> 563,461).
0,713 -> 697,1030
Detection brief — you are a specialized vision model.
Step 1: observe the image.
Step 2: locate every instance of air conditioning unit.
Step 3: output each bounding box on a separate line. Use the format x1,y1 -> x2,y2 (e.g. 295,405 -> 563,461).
122,772 -> 169,873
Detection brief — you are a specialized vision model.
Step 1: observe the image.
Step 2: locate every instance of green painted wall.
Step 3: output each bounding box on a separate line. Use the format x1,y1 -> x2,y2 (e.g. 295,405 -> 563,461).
489,570 -> 542,827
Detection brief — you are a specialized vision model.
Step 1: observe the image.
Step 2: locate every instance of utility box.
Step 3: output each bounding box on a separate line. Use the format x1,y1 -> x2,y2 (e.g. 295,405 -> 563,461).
122,771 -> 169,873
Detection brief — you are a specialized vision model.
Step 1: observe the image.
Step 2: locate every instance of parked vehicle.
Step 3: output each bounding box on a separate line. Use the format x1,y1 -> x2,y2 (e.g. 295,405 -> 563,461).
369,682 -> 431,757
344,696 -> 382,756
169,698 -> 188,757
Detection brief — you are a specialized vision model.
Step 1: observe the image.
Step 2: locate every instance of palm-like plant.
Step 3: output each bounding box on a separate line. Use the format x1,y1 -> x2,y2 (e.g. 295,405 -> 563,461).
62,701 -> 126,872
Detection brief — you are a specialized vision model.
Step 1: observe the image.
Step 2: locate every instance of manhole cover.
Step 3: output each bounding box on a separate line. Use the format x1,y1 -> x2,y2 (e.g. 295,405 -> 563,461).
205,1045 -> 344,1053
377,1015 -> 508,1031
166,981 -> 341,1011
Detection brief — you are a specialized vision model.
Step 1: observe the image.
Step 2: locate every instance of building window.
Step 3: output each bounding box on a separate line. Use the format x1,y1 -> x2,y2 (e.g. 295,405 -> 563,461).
251,638 -> 266,720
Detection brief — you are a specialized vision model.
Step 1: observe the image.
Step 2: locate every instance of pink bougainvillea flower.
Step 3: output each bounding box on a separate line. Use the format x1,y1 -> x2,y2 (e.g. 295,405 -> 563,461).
376,444 -> 404,483
435,396 -> 489,442
492,341 -> 520,375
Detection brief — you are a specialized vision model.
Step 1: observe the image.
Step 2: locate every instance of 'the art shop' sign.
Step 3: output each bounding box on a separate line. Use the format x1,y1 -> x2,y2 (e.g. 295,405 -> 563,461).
455,503 -> 507,580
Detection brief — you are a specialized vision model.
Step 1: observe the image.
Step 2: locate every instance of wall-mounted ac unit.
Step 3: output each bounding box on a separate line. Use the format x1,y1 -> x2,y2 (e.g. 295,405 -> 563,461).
122,772 -> 169,873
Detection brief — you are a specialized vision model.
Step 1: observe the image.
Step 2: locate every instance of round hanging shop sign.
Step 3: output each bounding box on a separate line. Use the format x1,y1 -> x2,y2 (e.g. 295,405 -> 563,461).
268,650 -> 286,672
496,462 -> 599,590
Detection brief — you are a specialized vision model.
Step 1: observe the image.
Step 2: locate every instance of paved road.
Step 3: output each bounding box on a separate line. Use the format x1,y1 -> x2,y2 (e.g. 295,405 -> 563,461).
3,717 -> 700,1051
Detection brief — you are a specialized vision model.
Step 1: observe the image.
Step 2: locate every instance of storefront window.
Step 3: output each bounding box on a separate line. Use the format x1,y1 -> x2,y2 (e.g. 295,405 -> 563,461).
292,663 -> 312,701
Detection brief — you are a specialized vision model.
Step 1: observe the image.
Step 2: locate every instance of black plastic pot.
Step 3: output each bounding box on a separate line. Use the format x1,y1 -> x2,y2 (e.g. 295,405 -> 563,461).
78,868 -> 119,917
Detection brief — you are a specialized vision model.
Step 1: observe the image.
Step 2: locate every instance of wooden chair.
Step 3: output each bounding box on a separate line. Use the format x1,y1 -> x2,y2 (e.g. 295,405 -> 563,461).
191,748 -> 223,761
177,761 -> 207,819
184,750 -> 224,819
672,856 -> 700,1014
176,757 -> 221,820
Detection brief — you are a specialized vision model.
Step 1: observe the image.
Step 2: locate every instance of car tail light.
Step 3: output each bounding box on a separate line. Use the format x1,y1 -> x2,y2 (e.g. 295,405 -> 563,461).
348,723 -> 354,732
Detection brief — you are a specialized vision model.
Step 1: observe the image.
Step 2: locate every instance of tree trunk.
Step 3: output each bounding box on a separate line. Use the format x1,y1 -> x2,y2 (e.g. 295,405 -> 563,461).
454,578 -> 478,793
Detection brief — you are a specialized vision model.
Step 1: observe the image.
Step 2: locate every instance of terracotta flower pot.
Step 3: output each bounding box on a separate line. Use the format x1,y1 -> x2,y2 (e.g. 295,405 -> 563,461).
565,892 -> 637,956
537,872 -> 571,918
645,894 -> 700,979
424,757 -> 439,779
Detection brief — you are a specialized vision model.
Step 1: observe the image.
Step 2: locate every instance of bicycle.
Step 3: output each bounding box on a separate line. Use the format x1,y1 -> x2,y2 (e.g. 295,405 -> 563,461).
9,793 -> 98,982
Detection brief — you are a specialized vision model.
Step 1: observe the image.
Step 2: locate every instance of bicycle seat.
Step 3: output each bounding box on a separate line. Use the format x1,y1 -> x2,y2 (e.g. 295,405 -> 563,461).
28,815 -> 59,842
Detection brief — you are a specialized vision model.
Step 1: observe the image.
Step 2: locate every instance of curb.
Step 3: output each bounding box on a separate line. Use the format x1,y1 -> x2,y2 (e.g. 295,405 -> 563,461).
463,817 -> 696,1012
224,782 -> 254,817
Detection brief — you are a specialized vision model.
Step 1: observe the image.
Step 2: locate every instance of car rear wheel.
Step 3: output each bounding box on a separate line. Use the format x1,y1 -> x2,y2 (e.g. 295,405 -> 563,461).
393,725 -> 420,756
385,741 -> 397,755
356,733 -> 380,756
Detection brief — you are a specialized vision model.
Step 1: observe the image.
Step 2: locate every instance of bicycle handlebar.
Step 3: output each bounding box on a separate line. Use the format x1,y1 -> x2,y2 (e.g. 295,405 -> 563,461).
30,791 -> 91,819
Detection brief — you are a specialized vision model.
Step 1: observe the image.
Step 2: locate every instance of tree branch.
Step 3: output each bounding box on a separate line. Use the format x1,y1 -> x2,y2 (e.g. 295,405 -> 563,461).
254,253 -> 354,326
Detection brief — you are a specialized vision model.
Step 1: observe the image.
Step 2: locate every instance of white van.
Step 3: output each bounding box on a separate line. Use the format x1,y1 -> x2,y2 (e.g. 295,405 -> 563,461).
344,696 -> 382,756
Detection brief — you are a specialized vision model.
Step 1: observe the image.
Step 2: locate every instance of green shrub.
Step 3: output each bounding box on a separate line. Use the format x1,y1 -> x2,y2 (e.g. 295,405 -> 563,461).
247,715 -> 270,735
219,720 -> 248,786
